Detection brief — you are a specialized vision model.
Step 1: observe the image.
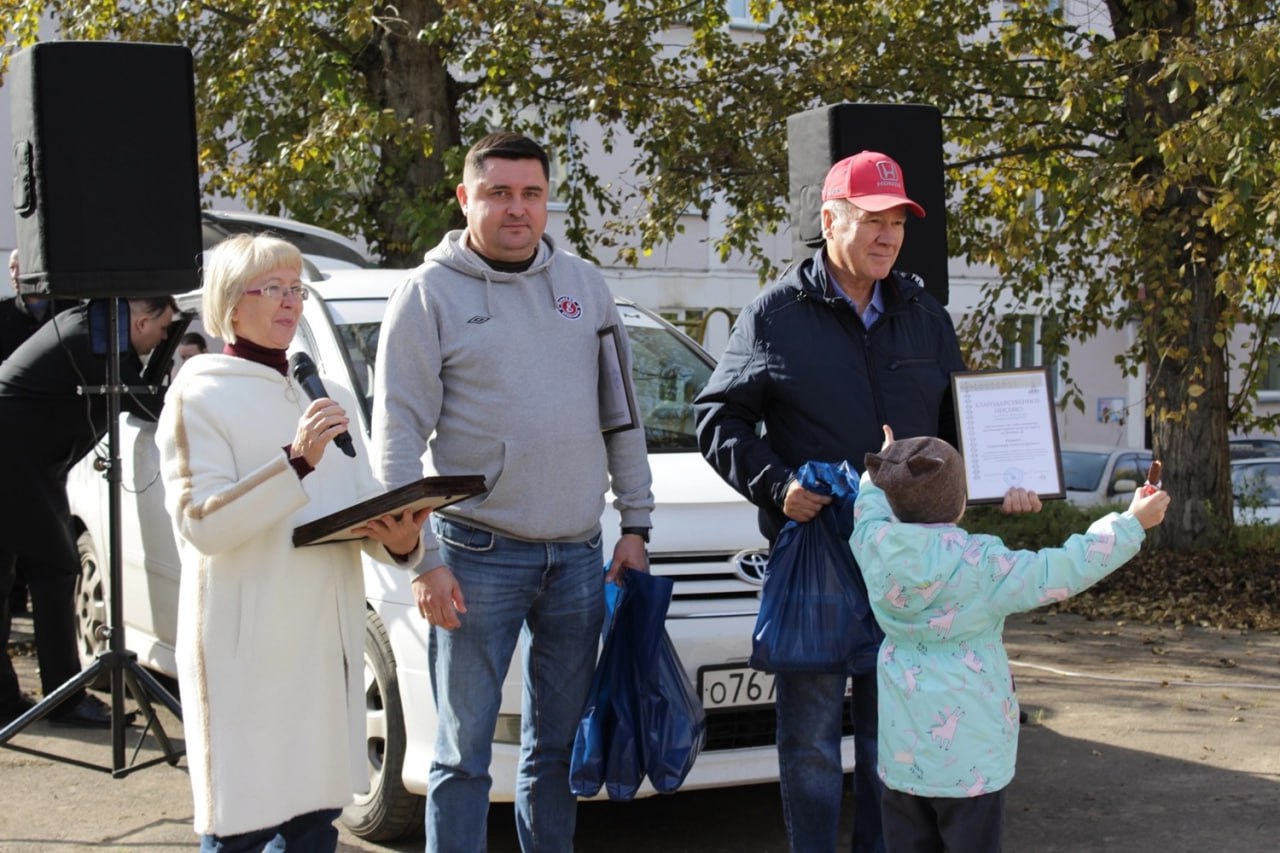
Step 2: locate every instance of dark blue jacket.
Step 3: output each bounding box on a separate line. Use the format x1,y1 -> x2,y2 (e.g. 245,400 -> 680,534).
0,294 -> 79,363
695,251 -> 966,543
0,301 -> 163,564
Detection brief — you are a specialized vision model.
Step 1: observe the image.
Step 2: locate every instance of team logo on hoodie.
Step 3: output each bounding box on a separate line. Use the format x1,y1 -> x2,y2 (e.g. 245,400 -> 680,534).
556,296 -> 583,320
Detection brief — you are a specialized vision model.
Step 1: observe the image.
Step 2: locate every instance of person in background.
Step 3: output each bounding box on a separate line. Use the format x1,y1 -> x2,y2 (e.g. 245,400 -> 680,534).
0,250 -> 79,361
157,234 -> 429,851
173,330 -> 208,375
851,428 -> 1169,852
0,249 -> 80,617
0,293 -> 175,727
695,151 -> 1041,853
372,131 -> 653,853
177,330 -> 207,358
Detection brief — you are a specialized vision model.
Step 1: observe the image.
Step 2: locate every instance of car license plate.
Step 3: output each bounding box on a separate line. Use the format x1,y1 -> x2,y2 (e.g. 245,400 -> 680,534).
698,664 -> 776,709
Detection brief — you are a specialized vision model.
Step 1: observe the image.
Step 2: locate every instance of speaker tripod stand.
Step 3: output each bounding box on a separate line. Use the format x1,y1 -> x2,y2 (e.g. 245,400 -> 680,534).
0,298 -> 184,777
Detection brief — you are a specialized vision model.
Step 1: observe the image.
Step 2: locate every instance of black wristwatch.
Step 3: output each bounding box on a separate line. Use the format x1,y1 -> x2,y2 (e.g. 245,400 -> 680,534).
621,526 -> 650,544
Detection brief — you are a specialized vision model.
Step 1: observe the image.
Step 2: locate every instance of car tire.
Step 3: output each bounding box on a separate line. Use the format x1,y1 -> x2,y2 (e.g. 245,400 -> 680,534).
341,609 -> 424,841
74,530 -> 110,690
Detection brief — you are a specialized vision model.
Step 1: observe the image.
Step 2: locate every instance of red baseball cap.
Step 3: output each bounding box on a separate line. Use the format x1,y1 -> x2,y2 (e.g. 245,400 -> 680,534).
820,151 -> 926,218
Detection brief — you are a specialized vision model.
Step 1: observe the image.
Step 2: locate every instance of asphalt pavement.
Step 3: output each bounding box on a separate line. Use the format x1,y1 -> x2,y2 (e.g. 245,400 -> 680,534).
2,610 -> 1279,851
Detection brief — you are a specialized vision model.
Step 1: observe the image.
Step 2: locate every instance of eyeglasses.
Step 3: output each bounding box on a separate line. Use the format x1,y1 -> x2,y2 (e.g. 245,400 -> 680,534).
244,283 -> 309,302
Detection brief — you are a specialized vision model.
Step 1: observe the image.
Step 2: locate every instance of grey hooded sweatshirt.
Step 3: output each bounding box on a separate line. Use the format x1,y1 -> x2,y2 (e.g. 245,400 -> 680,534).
372,229 -> 654,571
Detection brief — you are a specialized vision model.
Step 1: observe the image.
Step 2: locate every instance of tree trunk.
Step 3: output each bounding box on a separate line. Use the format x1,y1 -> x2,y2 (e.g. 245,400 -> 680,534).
360,1 -> 463,266
1146,263 -> 1233,549
1112,0 -> 1233,550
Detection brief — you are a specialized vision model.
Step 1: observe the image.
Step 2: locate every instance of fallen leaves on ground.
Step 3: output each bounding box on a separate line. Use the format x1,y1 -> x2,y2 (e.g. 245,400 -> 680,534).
1045,549 -> 1280,631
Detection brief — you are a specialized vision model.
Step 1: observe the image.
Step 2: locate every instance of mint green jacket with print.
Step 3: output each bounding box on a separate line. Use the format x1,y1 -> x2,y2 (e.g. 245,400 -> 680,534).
849,473 -> 1146,798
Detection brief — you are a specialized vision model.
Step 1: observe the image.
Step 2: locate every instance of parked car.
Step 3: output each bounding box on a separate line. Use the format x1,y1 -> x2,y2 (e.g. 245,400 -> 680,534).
1230,458 -> 1280,525
1060,444 -> 1154,507
64,267 -> 853,841
200,209 -> 372,270
1229,437 -> 1280,461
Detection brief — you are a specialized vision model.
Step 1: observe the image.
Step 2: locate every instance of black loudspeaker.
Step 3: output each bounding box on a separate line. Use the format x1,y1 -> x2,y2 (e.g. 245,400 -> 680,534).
787,103 -> 948,305
10,41 -> 201,298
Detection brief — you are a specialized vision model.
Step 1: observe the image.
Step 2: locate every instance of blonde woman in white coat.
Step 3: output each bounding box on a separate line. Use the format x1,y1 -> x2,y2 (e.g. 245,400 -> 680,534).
158,235 -> 428,852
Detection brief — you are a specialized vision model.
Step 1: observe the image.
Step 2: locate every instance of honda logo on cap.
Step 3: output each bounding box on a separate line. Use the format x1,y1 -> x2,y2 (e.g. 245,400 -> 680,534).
876,160 -> 901,184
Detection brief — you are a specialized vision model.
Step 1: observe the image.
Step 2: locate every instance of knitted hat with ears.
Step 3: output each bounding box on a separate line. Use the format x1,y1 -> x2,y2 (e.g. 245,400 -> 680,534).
864,436 -> 967,524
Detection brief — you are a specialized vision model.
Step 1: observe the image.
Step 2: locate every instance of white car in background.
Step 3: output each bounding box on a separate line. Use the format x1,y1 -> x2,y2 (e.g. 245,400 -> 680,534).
1230,458 -> 1280,525
1229,436 -> 1280,461
1060,444 -> 1154,508
65,264 -> 859,841
200,209 -> 372,271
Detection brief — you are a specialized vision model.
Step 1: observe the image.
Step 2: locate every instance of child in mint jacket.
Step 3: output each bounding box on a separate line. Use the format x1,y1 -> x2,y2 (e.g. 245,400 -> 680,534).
850,428 -> 1169,852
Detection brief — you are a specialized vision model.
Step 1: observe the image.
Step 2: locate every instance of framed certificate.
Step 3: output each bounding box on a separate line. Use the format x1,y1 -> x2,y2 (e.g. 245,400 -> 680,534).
597,325 -> 640,434
951,368 -> 1064,504
292,474 -> 486,546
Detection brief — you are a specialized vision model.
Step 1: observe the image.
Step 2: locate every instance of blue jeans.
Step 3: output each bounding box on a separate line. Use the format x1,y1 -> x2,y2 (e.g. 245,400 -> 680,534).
199,807 -> 341,852
426,517 -> 604,853
776,669 -> 884,853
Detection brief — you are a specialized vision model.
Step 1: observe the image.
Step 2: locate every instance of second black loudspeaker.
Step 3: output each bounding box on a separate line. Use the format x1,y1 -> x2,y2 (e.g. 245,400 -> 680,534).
9,41 -> 201,298
787,103 -> 947,306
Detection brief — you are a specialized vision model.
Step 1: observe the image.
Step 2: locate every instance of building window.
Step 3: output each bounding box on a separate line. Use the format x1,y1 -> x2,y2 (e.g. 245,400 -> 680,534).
547,149 -> 569,208
1001,313 -> 1062,398
1250,318 -> 1280,399
726,1 -> 780,28
1000,315 -> 1037,371
1263,332 -> 1280,393
659,307 -> 707,343
1003,0 -> 1063,12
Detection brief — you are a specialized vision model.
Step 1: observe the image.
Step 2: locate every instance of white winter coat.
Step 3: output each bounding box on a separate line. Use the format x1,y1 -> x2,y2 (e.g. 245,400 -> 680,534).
157,354 -> 419,836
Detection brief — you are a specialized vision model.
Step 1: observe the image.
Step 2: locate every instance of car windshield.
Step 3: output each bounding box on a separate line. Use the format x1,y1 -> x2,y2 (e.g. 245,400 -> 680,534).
1060,450 -> 1108,491
321,299 -> 713,453
1232,463 -> 1280,507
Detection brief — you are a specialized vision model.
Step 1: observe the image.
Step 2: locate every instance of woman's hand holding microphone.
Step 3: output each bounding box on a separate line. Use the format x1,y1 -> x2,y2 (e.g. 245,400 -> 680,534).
289,397 -> 352,468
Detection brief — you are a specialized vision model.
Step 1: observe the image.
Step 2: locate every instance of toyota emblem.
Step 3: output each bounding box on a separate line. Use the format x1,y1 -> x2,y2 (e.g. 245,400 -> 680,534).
732,548 -> 770,585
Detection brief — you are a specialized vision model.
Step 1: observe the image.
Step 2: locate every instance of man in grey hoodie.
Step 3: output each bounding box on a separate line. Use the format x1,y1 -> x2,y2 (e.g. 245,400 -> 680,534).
372,132 -> 654,853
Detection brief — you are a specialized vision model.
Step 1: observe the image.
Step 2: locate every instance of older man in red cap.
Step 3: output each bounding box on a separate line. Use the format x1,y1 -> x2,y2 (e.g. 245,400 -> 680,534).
696,151 -> 1039,852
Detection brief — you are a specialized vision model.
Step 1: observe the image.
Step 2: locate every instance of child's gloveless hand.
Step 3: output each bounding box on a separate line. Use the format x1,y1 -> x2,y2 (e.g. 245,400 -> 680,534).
1129,485 -> 1171,530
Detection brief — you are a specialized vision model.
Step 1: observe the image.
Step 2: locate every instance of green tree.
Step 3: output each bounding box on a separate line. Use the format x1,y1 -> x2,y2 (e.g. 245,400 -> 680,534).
0,0 -> 789,265
4,0 -> 1279,549
466,0 -> 1280,550
929,0 -> 1280,551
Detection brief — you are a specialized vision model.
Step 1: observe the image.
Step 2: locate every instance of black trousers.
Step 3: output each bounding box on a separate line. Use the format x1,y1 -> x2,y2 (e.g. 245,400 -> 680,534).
0,548 -> 84,710
880,786 -> 1005,853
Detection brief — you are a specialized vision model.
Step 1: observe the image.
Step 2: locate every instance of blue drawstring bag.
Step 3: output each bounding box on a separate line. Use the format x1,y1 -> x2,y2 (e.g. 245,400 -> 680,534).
625,570 -> 706,794
570,569 -> 706,800
749,460 -> 883,675
569,571 -> 641,799
642,629 -> 706,792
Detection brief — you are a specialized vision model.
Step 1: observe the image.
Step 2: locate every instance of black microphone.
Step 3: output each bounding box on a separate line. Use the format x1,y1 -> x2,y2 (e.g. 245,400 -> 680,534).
289,352 -> 357,458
